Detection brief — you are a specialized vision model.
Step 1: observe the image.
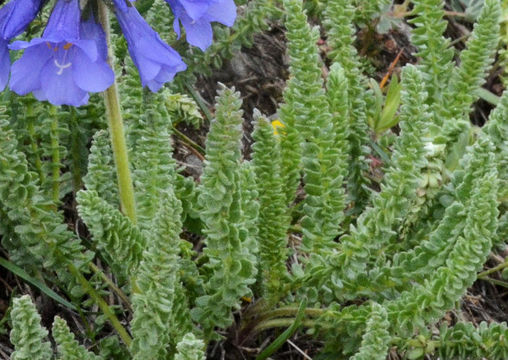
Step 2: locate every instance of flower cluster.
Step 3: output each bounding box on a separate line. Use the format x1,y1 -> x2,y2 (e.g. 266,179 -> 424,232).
0,0 -> 236,106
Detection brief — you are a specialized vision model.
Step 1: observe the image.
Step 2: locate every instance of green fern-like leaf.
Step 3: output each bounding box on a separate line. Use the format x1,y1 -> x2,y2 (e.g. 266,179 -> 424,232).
174,333 -> 206,360
10,295 -> 52,360
130,189 -> 190,359
251,112 -> 290,301
443,0 -> 501,122
52,316 -> 102,360
484,87 -> 508,205
350,303 -> 391,360
323,0 -> 372,211
77,190 -> 145,274
410,0 -> 455,106
386,137 -> 498,336
0,119 -> 92,273
437,321 -> 508,359
332,65 -> 429,291
130,90 -> 178,228
192,85 -> 257,334
83,130 -> 119,207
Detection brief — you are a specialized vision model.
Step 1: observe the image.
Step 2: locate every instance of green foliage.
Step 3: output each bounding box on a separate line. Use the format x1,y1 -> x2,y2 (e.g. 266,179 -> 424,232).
83,130 -> 119,207
0,118 -> 91,272
239,161 -> 260,258
386,137 -> 498,334
281,0 -> 347,256
409,0 -> 454,106
77,190 -> 145,273
9,296 -> 52,360
191,85 -> 257,333
52,316 -> 102,360
368,74 -> 403,135
352,0 -> 391,24
350,303 -> 390,360
323,0 -> 372,211
484,86 -> 508,204
164,93 -> 204,129
443,0 -> 501,123
331,65 -> 429,293
3,1 -> 508,359
436,321 -> 508,359
174,333 -> 206,360
251,112 -> 290,301
129,90 -> 178,228
130,190 -> 190,359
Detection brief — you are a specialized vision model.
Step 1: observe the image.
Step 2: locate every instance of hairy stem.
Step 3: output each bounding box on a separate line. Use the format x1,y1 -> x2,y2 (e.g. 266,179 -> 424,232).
259,306 -> 323,320
67,263 -> 132,347
27,105 -> 45,184
89,262 -> 132,312
98,2 -> 137,223
49,107 -> 60,204
252,318 -> 316,334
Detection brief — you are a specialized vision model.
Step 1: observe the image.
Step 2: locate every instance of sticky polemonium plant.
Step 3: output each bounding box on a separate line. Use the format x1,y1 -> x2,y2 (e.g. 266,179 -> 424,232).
2,0 -> 237,354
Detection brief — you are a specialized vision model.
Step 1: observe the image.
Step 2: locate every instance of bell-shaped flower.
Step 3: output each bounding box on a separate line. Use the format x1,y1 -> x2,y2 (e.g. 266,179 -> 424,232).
112,0 -> 186,92
9,0 -> 114,106
165,0 -> 236,51
0,0 -> 44,90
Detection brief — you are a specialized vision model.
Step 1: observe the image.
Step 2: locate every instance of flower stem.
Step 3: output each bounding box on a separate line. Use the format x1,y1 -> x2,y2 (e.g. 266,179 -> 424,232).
89,262 -> 132,312
49,107 -> 60,204
478,260 -> 508,279
27,105 -> 45,184
98,2 -> 137,223
67,263 -> 132,347
252,318 -> 315,334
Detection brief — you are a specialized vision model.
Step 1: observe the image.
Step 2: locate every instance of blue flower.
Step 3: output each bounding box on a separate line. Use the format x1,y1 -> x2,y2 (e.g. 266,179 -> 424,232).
9,0 -> 114,106
112,0 -> 187,92
165,0 -> 236,51
0,39 -> 9,91
0,0 -> 44,90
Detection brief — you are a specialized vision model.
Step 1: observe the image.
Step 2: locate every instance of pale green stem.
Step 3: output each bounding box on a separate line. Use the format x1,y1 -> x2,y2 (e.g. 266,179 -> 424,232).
98,2 -> 137,224
89,262 -> 132,312
67,263 -> 132,347
478,260 -> 508,279
49,107 -> 60,203
252,318 -> 315,334
26,105 -> 45,184
258,306 -> 323,321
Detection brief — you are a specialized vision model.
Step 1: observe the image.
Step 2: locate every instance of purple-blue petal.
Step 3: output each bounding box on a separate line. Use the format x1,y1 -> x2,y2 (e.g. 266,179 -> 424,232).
179,16 -> 213,51
173,17 -> 181,38
175,0 -> 211,20
165,0 -> 236,50
70,39 -> 99,62
72,48 -> 114,92
42,0 -> 81,40
113,3 -> 186,91
205,0 -> 236,26
0,39 -> 10,91
0,0 -> 43,40
9,44 -> 50,95
79,14 -> 109,62
8,38 -> 47,50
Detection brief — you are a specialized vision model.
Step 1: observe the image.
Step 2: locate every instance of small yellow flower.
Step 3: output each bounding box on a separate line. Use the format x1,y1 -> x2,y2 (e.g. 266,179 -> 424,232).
271,119 -> 285,136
